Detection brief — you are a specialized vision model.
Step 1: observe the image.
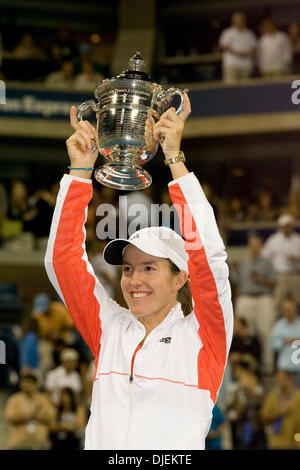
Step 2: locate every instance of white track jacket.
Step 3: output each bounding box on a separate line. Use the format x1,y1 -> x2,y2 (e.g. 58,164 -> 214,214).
45,171 -> 233,450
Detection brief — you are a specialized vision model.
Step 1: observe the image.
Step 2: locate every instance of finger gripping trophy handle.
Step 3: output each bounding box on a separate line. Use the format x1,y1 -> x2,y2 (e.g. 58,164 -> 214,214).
77,100 -> 98,152
164,88 -> 188,115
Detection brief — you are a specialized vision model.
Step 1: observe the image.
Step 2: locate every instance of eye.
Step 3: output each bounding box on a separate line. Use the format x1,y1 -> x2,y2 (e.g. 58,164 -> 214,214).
122,266 -> 132,274
145,265 -> 155,272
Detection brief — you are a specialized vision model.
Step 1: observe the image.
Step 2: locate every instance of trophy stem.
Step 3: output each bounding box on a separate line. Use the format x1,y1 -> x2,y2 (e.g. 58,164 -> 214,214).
94,162 -> 152,191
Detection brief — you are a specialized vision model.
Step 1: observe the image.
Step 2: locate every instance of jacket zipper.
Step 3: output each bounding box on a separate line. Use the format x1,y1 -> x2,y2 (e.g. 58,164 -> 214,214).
125,343 -> 141,448
129,344 -> 141,383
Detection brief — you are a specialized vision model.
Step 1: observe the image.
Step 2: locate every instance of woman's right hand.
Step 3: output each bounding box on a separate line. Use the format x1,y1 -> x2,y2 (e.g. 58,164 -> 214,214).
66,106 -> 98,178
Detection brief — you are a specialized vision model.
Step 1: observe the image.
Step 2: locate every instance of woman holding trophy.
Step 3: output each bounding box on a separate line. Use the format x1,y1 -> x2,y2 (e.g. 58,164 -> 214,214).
44,83 -> 233,449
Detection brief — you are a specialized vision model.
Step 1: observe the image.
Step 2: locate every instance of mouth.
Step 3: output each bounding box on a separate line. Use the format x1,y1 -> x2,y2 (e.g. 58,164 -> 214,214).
130,292 -> 152,299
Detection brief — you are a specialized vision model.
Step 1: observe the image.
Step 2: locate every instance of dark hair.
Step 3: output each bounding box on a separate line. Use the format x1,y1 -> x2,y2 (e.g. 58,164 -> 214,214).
276,369 -> 293,379
20,373 -> 38,384
281,293 -> 296,304
247,231 -> 261,242
236,316 -> 248,329
59,387 -> 77,413
21,314 -> 39,337
168,261 -> 193,317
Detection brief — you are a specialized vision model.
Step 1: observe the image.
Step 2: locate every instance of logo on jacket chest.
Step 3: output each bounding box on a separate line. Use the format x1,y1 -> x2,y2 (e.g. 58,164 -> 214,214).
159,337 -> 171,344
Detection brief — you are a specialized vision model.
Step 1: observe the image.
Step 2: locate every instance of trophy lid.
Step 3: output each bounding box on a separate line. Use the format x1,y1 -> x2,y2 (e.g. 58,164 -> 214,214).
123,50 -> 150,81
128,51 -> 146,72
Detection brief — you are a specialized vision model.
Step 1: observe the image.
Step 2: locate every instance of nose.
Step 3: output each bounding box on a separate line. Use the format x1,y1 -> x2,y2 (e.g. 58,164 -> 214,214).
129,268 -> 144,287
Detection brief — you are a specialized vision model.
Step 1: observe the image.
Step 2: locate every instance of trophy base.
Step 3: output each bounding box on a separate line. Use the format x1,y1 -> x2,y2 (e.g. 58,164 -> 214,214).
94,164 -> 152,190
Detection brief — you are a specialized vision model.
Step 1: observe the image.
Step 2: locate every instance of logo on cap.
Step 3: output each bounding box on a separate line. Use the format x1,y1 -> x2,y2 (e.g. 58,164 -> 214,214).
130,233 -> 140,240
159,337 -> 171,344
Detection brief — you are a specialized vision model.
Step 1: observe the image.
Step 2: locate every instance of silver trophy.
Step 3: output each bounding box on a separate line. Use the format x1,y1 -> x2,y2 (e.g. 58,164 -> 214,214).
77,51 -> 186,190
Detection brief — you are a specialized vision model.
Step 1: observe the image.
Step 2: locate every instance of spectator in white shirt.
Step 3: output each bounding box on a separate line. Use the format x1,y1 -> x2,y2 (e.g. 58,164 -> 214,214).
219,12 -> 257,84
262,214 -> 300,312
73,59 -> 104,92
270,298 -> 300,382
45,348 -> 82,405
235,234 -> 277,374
45,60 -> 75,90
257,18 -> 292,77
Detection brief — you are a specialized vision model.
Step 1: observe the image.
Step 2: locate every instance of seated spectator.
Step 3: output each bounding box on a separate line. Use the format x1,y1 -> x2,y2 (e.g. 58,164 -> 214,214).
257,18 -> 292,77
219,12 -> 257,84
22,182 -> 59,245
2,180 -> 29,240
18,315 -> 40,376
230,317 -> 261,374
279,188 -> 300,220
45,348 -> 82,405
3,373 -> 55,449
74,59 -> 104,91
31,293 -> 74,376
205,403 -> 226,450
256,190 -> 277,221
50,387 -> 86,449
262,214 -> 300,312
260,370 -> 300,450
32,295 -> 74,343
245,202 -> 260,222
44,60 -> 75,90
2,179 -> 56,246
270,297 -> 300,384
225,197 -> 245,226
235,233 -> 277,373
226,359 -> 265,449
13,33 -> 45,60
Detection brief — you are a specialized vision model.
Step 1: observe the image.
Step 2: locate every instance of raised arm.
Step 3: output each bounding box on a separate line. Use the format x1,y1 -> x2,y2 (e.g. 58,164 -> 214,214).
154,95 -> 233,403
44,108 -> 118,360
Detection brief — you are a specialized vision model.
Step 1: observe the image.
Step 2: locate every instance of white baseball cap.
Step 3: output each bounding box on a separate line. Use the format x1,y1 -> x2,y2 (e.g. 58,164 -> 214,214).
103,226 -> 189,273
278,214 -> 295,227
60,348 -> 79,362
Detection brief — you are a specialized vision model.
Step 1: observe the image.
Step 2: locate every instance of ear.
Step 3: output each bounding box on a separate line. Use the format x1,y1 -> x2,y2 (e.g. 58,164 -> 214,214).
174,270 -> 188,292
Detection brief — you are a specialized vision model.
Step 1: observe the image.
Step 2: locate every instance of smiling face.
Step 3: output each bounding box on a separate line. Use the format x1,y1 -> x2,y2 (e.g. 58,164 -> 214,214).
121,245 -> 186,323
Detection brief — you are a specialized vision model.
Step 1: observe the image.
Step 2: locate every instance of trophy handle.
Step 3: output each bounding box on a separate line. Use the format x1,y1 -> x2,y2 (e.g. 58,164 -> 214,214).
77,99 -> 98,121
163,88 -> 188,115
77,100 -> 98,152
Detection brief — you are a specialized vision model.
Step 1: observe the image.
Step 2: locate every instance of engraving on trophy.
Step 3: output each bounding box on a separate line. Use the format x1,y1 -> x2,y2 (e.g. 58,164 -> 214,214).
77,51 -> 186,190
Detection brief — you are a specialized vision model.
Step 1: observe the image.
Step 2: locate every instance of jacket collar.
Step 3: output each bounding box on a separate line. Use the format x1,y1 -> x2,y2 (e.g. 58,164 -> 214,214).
130,301 -> 184,332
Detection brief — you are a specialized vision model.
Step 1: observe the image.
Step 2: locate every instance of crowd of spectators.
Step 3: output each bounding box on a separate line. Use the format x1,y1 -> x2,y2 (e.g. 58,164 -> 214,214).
218,12 -> 300,83
1,177 -> 300,251
1,14 -> 300,87
1,291 -> 94,449
0,172 -> 300,449
159,13 -> 300,83
0,25 -> 106,90
1,9 -> 300,452
217,216 -> 300,449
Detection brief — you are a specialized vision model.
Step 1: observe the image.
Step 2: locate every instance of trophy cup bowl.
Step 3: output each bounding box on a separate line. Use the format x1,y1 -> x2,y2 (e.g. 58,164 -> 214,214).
77,51 -> 186,190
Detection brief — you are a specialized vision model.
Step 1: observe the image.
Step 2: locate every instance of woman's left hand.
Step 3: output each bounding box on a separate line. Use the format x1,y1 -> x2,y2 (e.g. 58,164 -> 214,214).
153,93 -> 191,160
